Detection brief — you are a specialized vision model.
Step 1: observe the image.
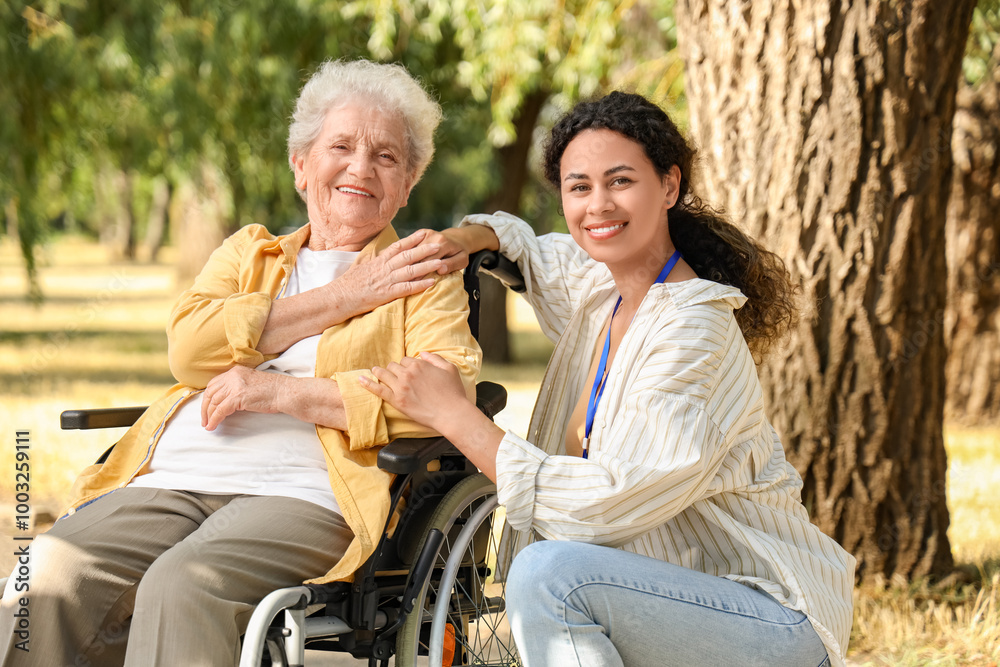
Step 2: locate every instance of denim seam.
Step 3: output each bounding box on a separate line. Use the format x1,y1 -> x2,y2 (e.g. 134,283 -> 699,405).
559,587 -> 596,667
562,580 -> 811,628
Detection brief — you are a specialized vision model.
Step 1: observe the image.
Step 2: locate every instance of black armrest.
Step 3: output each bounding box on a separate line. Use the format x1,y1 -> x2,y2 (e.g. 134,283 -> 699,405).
61,407 -> 148,430
475,381 -> 507,419
377,436 -> 458,475
465,250 -> 526,340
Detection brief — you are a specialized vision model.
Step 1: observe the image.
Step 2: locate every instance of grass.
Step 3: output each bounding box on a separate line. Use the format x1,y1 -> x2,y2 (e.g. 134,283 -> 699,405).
1,235 -> 998,665
850,566 -> 1000,666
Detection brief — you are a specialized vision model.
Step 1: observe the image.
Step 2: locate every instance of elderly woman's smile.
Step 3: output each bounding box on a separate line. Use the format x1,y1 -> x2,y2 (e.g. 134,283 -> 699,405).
293,104 -> 413,251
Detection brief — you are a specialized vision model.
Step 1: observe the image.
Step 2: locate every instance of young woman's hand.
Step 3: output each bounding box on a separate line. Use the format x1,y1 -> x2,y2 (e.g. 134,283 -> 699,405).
414,226 -> 501,275
359,353 -> 468,432
359,352 -> 506,480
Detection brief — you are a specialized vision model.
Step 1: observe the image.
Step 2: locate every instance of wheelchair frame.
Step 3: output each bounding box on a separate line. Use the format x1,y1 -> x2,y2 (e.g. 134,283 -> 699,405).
47,251 -> 527,667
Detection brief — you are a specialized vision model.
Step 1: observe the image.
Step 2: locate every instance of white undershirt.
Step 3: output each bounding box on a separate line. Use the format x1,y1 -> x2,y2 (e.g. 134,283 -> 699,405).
131,247 -> 359,513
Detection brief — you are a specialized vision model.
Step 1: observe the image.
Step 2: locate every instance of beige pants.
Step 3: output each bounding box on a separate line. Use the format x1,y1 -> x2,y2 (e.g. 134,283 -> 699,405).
0,487 -> 352,667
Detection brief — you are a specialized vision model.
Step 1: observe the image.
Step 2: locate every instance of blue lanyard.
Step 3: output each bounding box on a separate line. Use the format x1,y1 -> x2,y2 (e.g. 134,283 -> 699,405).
582,250 -> 682,459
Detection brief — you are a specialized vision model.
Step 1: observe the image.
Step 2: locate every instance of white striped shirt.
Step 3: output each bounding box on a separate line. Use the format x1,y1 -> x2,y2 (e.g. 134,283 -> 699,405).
464,212 -> 855,666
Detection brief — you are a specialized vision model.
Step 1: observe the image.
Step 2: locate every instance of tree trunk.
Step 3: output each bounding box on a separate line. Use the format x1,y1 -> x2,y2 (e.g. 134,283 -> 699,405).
143,176 -> 172,263
173,163 -> 229,289
479,88 -> 549,363
5,198 -> 18,242
676,0 -> 976,583
110,169 -> 136,261
97,167 -> 137,261
945,44 -> 1000,425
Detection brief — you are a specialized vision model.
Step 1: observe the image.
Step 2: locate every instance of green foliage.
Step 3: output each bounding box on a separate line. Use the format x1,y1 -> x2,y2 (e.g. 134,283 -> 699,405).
352,0 -> 681,237
2,0 -> 682,299
356,0 -> 681,145
964,0 -> 1000,85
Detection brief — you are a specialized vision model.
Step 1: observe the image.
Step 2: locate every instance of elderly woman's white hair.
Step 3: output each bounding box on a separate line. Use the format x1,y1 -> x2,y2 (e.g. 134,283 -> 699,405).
288,59 -> 443,200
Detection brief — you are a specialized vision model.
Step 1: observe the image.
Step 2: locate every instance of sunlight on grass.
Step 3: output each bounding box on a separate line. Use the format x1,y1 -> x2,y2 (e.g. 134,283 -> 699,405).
1,385 -> 165,513
849,568 -> 1000,666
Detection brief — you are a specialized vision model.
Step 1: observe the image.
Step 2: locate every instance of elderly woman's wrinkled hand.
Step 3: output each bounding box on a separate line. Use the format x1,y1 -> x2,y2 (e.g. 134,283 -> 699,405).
201,365 -> 283,431
333,230 -> 447,316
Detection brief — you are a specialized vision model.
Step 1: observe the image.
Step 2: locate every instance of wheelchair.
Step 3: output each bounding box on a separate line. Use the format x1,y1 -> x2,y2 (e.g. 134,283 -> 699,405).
38,250 -> 528,667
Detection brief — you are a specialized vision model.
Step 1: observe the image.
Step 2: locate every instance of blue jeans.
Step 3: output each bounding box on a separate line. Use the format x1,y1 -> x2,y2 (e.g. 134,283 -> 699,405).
506,541 -> 830,667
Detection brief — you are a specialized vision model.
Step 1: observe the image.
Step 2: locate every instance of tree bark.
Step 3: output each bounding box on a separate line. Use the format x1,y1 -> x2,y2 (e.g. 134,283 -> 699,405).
143,176 -> 172,264
173,163 -> 229,289
945,44 -> 1000,425
108,169 -> 137,261
479,88 -> 549,363
676,0 -> 976,583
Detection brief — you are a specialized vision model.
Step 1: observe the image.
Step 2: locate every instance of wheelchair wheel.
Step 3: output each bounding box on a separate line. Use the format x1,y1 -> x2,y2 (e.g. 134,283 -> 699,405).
395,473 -> 521,666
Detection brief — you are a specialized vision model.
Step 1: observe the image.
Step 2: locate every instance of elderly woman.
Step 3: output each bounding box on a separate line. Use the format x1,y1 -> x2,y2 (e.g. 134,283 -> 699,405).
0,59 -> 481,666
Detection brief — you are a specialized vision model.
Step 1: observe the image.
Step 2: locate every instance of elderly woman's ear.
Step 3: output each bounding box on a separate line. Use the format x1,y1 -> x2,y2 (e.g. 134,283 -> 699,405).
292,153 -> 307,192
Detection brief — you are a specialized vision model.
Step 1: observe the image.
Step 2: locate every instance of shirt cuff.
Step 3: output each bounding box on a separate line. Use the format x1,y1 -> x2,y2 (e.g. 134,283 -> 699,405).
335,369 -> 389,451
495,432 -> 546,532
223,292 -> 271,367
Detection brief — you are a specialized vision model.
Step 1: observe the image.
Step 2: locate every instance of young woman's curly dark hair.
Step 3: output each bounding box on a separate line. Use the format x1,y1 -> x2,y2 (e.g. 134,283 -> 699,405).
542,91 -> 798,359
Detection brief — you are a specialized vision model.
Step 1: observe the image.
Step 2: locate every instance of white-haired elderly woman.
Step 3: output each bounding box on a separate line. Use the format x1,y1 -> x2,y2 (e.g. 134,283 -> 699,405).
0,59 -> 481,667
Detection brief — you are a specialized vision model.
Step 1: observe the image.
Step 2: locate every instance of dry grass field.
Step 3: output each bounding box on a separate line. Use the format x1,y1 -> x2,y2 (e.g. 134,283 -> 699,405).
1,236 -> 998,665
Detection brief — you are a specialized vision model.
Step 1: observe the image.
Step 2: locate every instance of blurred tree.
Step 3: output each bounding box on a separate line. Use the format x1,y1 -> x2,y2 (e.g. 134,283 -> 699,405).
1,3 -> 80,302
3,0 -> 682,337
675,0 -> 977,583
3,2 -> 376,289
143,0 -> 365,284
1,1 -> 502,293
945,3 -> 1000,424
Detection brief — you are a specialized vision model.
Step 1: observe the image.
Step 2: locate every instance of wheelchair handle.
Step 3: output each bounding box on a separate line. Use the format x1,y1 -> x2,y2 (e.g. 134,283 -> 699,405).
469,250 -> 526,294
465,250 -> 525,340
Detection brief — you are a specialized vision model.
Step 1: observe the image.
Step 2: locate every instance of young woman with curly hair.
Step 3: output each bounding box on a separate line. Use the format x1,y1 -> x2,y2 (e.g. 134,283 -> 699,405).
361,91 -> 855,667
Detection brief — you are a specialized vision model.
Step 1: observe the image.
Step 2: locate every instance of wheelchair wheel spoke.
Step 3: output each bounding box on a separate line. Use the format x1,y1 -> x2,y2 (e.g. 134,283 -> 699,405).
395,474 -> 522,666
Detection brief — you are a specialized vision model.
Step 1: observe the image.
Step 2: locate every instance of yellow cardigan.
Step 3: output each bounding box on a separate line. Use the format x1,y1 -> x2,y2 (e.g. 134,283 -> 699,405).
65,223 -> 482,583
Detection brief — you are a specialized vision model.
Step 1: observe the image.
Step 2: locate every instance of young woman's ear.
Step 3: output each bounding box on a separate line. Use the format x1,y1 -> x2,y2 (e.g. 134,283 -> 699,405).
663,164 -> 682,208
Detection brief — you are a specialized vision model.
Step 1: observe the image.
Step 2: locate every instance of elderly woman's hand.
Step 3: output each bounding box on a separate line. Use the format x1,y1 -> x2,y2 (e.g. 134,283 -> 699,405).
257,231 -> 448,356
201,365 -> 282,431
335,230 -> 447,315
